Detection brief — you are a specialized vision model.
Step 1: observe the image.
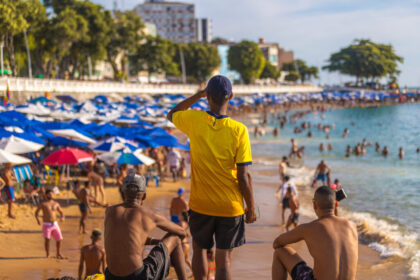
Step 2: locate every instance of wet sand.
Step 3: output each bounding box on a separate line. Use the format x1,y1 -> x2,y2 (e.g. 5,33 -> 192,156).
0,168 -> 405,279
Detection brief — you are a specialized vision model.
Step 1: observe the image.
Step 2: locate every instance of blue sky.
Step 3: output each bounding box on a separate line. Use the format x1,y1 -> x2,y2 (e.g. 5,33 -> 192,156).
94,0 -> 420,86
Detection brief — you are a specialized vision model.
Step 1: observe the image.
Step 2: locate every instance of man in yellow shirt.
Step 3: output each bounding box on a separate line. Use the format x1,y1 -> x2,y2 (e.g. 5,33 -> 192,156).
168,75 -> 257,280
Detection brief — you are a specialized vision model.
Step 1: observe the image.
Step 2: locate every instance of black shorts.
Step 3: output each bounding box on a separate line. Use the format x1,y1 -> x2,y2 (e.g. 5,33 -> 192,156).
105,242 -> 170,280
79,203 -> 89,213
292,213 -> 299,223
188,210 -> 245,250
282,197 -> 290,209
291,261 -> 315,280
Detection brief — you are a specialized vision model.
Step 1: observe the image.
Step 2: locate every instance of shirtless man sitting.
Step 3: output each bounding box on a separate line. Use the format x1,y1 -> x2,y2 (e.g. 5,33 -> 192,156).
104,172 -> 188,280
170,187 -> 192,270
272,186 -> 358,280
285,187 -> 299,231
35,190 -> 65,259
78,229 -> 106,280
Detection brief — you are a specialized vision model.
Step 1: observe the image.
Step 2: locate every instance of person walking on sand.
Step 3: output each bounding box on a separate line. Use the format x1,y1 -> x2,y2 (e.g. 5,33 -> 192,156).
78,229 -> 106,280
276,176 -> 298,225
88,166 -> 105,204
1,163 -> 17,219
104,172 -> 188,280
117,164 -> 128,200
272,186 -> 358,280
285,187 -> 299,231
167,148 -> 182,182
79,181 -> 107,234
279,156 -> 288,182
34,189 -> 65,259
168,75 -> 257,280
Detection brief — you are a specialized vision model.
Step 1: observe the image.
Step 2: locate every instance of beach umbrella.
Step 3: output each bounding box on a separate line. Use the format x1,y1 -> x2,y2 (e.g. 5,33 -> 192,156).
56,95 -> 78,104
49,136 -> 88,148
0,149 -> 32,164
0,135 -> 44,154
154,119 -> 176,129
42,148 -> 93,166
89,137 -> 138,153
29,96 -> 56,105
49,129 -> 96,144
97,150 -> 155,166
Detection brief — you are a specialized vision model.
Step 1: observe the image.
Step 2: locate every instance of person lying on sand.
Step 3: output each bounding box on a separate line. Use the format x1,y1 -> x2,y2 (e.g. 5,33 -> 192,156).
78,229 -> 106,280
272,186 -> 358,280
35,189 -> 65,259
104,172 -> 188,280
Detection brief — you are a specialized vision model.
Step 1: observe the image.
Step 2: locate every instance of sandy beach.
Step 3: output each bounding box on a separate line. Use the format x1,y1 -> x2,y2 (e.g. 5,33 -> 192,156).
0,164 -> 406,280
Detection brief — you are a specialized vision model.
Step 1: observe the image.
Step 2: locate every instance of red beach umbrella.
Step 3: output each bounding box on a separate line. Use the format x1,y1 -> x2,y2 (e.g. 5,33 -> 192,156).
42,148 -> 93,166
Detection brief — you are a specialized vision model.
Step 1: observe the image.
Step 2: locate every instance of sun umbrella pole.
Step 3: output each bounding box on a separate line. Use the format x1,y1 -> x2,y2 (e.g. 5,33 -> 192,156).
66,165 -> 70,205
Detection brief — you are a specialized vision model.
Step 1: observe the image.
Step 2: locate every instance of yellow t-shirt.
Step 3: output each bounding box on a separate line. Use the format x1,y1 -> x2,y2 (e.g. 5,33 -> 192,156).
172,110 -> 252,217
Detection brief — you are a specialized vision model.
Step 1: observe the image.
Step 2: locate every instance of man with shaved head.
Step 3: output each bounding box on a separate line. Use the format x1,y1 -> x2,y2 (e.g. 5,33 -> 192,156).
271,186 -> 358,280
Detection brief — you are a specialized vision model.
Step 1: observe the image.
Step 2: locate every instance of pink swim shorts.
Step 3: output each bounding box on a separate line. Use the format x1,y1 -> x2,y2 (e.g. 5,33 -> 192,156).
42,222 -> 63,241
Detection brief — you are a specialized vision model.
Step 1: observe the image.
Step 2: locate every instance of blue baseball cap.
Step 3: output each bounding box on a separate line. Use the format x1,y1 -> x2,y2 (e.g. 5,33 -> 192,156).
178,187 -> 185,195
206,75 -> 232,100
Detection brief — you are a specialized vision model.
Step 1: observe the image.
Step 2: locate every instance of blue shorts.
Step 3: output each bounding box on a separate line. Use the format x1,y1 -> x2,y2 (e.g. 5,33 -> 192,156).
5,186 -> 15,202
316,173 -> 327,182
171,215 -> 181,224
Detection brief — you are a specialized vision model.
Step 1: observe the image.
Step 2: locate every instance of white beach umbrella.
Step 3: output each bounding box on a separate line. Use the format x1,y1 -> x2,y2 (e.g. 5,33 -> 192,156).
155,119 -> 176,129
133,150 -> 156,166
3,126 -> 24,133
49,129 -> 96,144
0,149 -> 32,164
97,149 -> 155,166
0,135 -> 44,154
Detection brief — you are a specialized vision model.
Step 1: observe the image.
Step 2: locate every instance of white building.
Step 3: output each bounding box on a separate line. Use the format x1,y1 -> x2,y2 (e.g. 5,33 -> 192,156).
195,18 -> 212,42
134,0 -> 196,43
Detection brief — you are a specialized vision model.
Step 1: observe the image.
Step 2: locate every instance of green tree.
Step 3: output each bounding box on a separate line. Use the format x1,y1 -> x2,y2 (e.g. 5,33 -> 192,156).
131,35 -> 179,76
182,42 -> 220,82
0,0 -> 45,75
282,59 -> 318,83
211,37 -> 230,45
260,60 -> 280,80
106,10 -> 144,80
323,39 -> 403,84
284,71 -> 300,82
227,40 -> 265,84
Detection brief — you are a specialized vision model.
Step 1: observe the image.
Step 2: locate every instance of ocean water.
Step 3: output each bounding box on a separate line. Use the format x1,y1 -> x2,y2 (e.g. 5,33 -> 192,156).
247,103 -> 420,279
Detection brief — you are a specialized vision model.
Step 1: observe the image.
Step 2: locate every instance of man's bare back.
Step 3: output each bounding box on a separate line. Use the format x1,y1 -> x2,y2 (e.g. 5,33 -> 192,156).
105,204 -> 154,275
303,216 -> 357,279
272,186 -> 358,280
81,243 -> 105,276
170,196 -> 188,217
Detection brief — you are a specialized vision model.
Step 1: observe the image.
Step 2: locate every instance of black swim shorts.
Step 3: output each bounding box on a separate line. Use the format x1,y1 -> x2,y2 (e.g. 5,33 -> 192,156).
188,210 -> 245,250
79,203 -> 89,213
291,261 -> 316,280
292,213 -> 299,223
105,242 -> 170,280
282,197 -> 290,209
